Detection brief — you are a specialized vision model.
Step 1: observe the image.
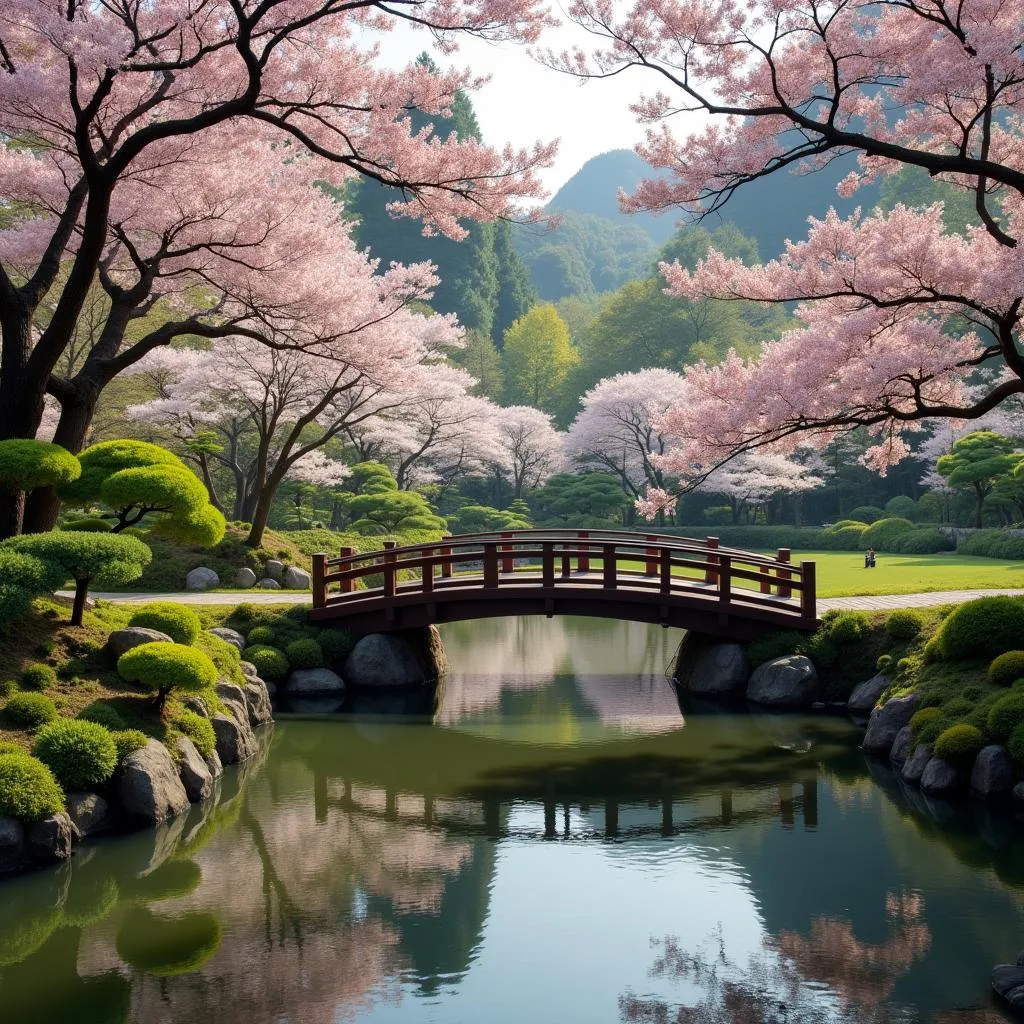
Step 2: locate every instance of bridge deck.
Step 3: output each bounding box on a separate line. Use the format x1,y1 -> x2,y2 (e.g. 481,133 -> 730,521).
309,529 -> 818,639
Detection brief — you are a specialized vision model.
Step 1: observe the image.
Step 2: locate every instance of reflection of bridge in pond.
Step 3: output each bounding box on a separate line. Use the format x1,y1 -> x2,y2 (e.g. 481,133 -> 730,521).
314,774 -> 821,840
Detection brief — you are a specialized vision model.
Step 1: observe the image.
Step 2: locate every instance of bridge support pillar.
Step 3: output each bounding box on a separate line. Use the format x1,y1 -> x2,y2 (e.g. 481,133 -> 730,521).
605,797 -> 619,838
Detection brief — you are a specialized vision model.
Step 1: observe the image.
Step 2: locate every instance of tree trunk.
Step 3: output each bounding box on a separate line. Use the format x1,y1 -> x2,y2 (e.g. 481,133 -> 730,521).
71,577 -> 90,627
975,484 -> 986,528
246,491 -> 274,548
0,486 -> 25,540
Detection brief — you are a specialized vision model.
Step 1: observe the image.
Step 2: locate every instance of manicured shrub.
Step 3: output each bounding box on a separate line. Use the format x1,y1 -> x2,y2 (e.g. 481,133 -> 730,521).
876,654 -> 894,673
885,610 -> 924,640
987,693 -> 1024,740
21,664 -> 57,691
822,524 -> 869,549
892,529 -> 955,554
1008,722 -> 1024,764
825,612 -> 869,644
111,729 -> 148,763
170,708 -> 216,757
916,719 -> 945,745
989,651 -> 1024,687
885,496 -> 920,521
910,707 -> 943,735
922,635 -> 942,663
78,702 -> 126,731
246,625 -> 275,645
230,603 -> 260,626
0,741 -> 23,755
918,691 -> 945,708
801,634 -> 838,669
62,517 -> 112,532
33,719 -> 118,790
128,603 -> 201,645
244,644 -> 289,682
0,680 -> 15,700
285,638 -> 323,669
861,517 -> 915,550
3,692 -> 58,728
960,530 -> 1024,560
317,629 -> 356,663
0,753 -> 64,821
848,505 -> 885,524
117,642 -> 217,705
746,631 -> 804,667
934,723 -> 984,761
194,631 -> 243,686
936,596 -> 1024,661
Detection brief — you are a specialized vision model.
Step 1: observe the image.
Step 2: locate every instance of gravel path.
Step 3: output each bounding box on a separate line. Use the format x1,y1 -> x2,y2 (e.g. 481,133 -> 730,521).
818,588 -> 1024,612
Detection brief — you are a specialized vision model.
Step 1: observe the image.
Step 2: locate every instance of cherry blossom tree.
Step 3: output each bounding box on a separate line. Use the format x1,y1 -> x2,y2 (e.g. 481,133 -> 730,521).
0,1 -> 555,535
553,0 -> 1024,506
698,452 -> 826,525
566,369 -> 688,498
491,405 -> 563,499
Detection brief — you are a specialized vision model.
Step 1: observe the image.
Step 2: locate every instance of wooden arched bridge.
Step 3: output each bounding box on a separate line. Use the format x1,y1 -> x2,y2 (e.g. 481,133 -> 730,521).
309,529 -> 818,639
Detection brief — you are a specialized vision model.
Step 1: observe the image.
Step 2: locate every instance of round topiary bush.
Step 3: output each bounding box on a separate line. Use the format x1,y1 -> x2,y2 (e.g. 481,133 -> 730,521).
317,629 -> 356,664
936,596 -> 1024,661
117,642 -> 217,705
823,524 -> 869,549
3,692 -> 58,729
861,517 -> 915,550
284,638 -> 323,669
826,612 -> 870,644
989,650 -> 1024,687
876,654 -> 894,673
170,708 -> 216,757
78,702 -> 127,731
128,603 -> 201,645
848,505 -> 885,524
910,706 -> 943,735
244,644 -> 289,682
246,625 -> 275,646
933,723 -> 984,761
32,719 -> 118,791
943,697 -> 974,719
111,729 -> 148,763
885,610 -> 924,640
0,752 -> 64,821
21,664 -> 57,691
987,693 -> 1024,740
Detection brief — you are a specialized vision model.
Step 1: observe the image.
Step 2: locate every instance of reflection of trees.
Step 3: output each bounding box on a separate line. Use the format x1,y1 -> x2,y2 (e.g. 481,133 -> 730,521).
621,895 -> 931,1024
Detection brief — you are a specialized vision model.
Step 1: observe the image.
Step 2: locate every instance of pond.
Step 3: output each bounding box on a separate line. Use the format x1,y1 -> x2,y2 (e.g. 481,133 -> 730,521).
2,616 -> 1023,1024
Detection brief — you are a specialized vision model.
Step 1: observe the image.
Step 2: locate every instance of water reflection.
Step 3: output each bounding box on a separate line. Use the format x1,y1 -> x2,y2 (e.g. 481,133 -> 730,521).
0,618 -> 1022,1024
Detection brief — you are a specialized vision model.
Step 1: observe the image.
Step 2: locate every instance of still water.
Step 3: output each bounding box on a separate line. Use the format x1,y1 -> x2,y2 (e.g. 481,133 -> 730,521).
3,617 -> 1024,1024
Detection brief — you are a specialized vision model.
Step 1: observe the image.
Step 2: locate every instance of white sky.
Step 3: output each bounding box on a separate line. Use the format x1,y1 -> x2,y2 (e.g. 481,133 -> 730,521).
365,19 -> 673,201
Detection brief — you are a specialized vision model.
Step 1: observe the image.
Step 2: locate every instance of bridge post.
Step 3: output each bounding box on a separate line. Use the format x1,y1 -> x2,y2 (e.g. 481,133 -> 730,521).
578,530 -> 590,573
440,535 -> 453,579
660,547 -> 672,594
542,542 -> 555,588
645,535 -> 658,576
602,544 -> 617,590
560,546 -> 571,578
759,566 -> 771,594
717,554 -> 731,625
382,541 -> 397,597
800,560 -> 816,620
500,532 -> 514,574
312,552 -> 327,607
704,536 -> 720,584
422,547 -> 434,595
338,546 -> 355,593
483,542 -> 499,589
777,547 -> 792,599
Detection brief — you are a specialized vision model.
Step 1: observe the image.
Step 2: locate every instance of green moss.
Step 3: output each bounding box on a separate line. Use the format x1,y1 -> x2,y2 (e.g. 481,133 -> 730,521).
111,729 -> 148,762
0,752 -> 64,821
78,701 -> 127,731
244,644 -> 289,682
3,692 -> 58,729
246,625 -> 275,645
1008,722 -> 1024,765
910,707 -> 943,735
21,663 -> 57,691
934,723 -> 984,761
989,650 -> 1024,687
117,642 -> 217,700
128,603 -> 202,645
169,707 -> 216,757
825,612 -> 870,644
315,628 -> 355,664
987,693 -> 1024,740
936,596 -> 1024,661
194,631 -> 243,686
284,638 -> 323,669
32,719 -> 118,790
885,610 -> 924,640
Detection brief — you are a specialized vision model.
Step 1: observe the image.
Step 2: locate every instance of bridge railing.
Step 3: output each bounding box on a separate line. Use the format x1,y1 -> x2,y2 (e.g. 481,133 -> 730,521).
311,531 -> 816,622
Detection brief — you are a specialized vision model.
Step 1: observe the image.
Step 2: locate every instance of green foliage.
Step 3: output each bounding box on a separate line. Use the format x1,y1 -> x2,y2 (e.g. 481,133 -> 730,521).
916,719 -> 945,745
78,702 -> 126,731
0,753 -> 64,821
1,531 -> 152,590
344,489 -> 446,536
450,329 -> 504,399
986,693 -> 1024,740
194,630 -> 243,686
285,638 -> 323,669
116,907 -> 223,976
1008,722 -> 1024,765
933,723 -> 984,761
885,610 -> 924,640
3,692 -> 58,728
62,517 -> 113,532
244,645 -> 289,682
0,439 -> 80,491
989,650 -> 1024,687
447,503 -> 532,533
910,706 -> 943,736
151,502 -> 227,547
861,517 -> 915,549
746,630 -> 804,667
33,719 -> 118,790
21,663 -> 56,691
935,596 -> 1024,660
895,657 -> 914,675
820,523 -> 868,549
801,634 -> 838,668
892,528 -> 955,554
128,602 -> 202,645
823,611 -> 869,644
111,729 -> 148,763
937,431 -> 1020,526
959,530 -> 1024,559
317,628 -> 355,664
0,548 -> 63,621
0,680 -> 16,700
848,505 -> 885,524
246,625 -> 275,645
531,472 -> 626,526
876,654 -> 894,673
884,496 -> 921,521
117,642 -> 218,700
61,439 -> 181,503
169,707 -> 216,757
502,303 -> 580,413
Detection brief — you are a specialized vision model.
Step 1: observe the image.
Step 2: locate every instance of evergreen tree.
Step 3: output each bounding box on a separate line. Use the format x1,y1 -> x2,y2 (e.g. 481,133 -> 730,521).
492,221 -> 536,343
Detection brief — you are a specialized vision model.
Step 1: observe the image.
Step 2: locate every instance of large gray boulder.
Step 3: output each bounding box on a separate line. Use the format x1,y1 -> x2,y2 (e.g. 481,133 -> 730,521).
920,755 -> 959,795
212,701 -> 257,764
209,626 -> 246,652
258,578 -> 281,590
0,816 -> 24,872
285,666 -> 345,696
971,745 -> 1014,799
65,792 -> 110,837
239,660 -> 259,679
676,642 -> 749,699
106,626 -> 173,660
243,679 -> 273,726
902,742 -> 932,784
889,726 -> 913,768
283,565 -> 311,590
205,747 -> 223,780
745,655 -> 818,709
118,740 -> 190,824
862,693 -> 919,756
174,737 -> 213,804
185,566 -> 220,591
344,634 -> 427,689
26,813 -> 77,863
264,559 -> 285,583
215,681 -> 246,705
235,567 -> 258,589
847,673 -> 890,715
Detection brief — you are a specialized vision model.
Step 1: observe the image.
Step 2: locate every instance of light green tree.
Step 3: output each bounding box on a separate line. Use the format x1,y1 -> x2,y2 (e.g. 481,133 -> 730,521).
937,431 -> 1021,528
502,304 -> 579,414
